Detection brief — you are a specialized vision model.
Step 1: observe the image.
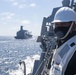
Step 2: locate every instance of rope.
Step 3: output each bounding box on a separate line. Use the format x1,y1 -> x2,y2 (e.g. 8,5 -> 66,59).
60,22 -> 74,39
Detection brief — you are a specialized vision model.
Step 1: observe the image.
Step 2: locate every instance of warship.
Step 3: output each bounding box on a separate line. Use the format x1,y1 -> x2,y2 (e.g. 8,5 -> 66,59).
19,0 -> 76,75
15,26 -> 32,39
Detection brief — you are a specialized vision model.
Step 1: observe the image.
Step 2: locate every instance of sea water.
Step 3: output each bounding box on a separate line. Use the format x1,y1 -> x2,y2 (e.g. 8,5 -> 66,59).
0,36 -> 42,75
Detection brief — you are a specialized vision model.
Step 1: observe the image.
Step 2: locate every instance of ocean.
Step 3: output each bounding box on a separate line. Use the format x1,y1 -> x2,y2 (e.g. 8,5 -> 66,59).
0,36 -> 42,75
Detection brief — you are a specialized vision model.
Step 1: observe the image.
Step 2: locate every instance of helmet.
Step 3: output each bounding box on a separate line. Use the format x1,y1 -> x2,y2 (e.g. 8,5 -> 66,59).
52,7 -> 76,23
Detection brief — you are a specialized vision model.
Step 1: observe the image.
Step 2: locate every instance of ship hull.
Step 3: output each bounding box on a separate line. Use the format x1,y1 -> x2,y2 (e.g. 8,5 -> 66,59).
14,35 -> 32,39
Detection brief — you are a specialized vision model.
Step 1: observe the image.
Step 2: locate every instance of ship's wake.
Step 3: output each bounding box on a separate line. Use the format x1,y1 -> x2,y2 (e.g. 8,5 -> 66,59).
9,54 -> 40,75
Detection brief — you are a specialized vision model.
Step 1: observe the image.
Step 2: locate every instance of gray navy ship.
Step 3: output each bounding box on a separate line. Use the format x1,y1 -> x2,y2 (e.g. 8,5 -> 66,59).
15,26 -> 32,39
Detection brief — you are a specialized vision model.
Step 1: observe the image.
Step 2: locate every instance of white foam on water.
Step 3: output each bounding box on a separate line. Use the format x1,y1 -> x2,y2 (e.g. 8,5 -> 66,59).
9,54 -> 40,75
25,55 -> 40,75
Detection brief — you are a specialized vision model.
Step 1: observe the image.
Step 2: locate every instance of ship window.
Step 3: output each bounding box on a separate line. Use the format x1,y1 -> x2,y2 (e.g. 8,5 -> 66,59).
58,44 -> 70,58
70,42 -> 75,47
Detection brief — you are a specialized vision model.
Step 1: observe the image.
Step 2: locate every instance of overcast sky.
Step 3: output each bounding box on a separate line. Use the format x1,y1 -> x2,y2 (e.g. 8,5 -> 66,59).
0,0 -> 62,36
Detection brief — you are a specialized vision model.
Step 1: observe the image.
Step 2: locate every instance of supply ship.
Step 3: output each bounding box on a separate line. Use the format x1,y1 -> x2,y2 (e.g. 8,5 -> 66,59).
15,26 -> 32,39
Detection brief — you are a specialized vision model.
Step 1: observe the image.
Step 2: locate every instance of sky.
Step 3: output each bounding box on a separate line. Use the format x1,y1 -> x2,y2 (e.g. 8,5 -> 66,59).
0,0 -> 63,36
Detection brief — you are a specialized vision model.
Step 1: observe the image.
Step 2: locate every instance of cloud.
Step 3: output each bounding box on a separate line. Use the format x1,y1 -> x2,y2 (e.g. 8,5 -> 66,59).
18,3 -> 37,8
11,1 -> 26,8
0,12 -> 15,20
10,0 -> 16,1
5,0 -> 37,8
21,20 -> 31,25
4,0 -> 16,2
12,2 -> 18,6
30,3 -> 36,7
19,4 -> 26,8
9,0 -> 16,2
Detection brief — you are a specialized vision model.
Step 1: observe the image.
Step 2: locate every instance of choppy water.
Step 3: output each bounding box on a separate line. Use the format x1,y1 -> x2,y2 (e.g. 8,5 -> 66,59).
0,36 -> 42,75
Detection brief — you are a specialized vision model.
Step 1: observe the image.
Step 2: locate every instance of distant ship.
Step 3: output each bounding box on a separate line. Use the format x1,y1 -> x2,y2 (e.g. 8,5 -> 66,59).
15,26 -> 32,39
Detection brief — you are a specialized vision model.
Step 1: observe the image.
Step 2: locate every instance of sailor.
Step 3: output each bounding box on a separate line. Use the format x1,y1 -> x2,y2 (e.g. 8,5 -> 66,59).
49,6 -> 76,75
52,6 -> 76,47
